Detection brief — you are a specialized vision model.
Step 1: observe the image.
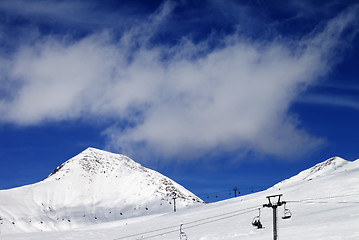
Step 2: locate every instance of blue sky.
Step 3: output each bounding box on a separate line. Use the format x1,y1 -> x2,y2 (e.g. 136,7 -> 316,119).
0,0 -> 358,202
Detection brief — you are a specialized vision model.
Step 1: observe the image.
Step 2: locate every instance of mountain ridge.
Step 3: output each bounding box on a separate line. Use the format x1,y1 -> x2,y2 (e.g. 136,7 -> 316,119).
1,149 -> 357,236
271,156 -> 357,192
0,147 -> 203,235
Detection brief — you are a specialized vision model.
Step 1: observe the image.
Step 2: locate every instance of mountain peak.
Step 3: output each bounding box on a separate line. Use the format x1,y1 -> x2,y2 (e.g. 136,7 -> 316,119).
0,148 -> 203,234
81,147 -> 118,156
48,147 -> 140,178
306,157 -> 348,177
295,156 -> 350,181
273,156 -> 350,188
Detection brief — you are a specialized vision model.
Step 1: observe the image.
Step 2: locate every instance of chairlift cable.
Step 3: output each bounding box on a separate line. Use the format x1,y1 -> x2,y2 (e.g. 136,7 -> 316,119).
183,208 -> 258,231
181,205 -> 261,227
113,205 -> 260,240
125,208 -> 260,240
286,193 -> 359,203
132,193 -> 359,239
113,224 -> 179,240
288,200 -> 359,204
197,186 -> 268,197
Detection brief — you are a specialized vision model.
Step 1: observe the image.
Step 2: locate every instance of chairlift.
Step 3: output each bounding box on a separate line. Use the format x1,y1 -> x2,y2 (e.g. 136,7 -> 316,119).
252,208 -> 263,229
179,224 -> 188,240
282,203 -> 292,219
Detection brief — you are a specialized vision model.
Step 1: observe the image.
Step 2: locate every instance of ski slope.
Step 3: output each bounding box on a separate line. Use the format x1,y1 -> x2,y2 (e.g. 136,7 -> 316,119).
1,155 -> 359,239
0,148 -> 202,235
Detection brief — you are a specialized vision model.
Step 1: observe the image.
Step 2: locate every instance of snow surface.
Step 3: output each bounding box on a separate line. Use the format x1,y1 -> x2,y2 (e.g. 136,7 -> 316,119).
1,151 -> 359,240
0,148 -> 202,235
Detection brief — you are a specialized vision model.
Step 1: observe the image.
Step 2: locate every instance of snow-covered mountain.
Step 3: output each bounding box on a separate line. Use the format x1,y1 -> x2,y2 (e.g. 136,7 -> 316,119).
1,154 -> 359,240
274,156 -> 350,185
0,147 -> 202,235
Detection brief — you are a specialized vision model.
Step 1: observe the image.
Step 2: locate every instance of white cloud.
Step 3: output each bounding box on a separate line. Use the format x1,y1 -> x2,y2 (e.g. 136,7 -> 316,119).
0,2 -> 358,161
0,0 -> 137,30
298,94 -> 359,110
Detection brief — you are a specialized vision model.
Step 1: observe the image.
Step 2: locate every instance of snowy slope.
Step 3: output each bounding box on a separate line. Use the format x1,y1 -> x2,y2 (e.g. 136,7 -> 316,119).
1,155 -> 359,240
274,156 -> 350,184
0,148 -> 202,235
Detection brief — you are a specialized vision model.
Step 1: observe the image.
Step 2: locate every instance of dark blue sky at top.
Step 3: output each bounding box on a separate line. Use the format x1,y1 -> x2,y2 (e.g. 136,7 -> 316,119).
0,0 -> 358,202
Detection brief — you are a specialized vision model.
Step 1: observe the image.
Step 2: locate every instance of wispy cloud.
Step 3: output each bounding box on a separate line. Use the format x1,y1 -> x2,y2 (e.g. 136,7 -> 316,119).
0,0 -> 143,30
299,94 -> 359,110
0,1 -> 358,161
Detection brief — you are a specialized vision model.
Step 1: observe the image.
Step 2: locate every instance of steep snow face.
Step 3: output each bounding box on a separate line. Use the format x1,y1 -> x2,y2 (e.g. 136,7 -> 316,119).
296,157 -> 349,180
0,148 -> 202,235
272,157 -> 350,187
45,147 -> 201,205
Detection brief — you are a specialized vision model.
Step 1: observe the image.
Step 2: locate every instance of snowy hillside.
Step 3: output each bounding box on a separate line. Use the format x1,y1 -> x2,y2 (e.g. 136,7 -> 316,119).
273,156 -> 350,185
1,155 -> 359,240
0,148 -> 202,235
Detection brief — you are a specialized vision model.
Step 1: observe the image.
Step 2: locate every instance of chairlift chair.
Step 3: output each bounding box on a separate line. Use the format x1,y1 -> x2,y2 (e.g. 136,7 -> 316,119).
282,203 -> 292,219
180,224 -> 188,240
252,208 -> 263,229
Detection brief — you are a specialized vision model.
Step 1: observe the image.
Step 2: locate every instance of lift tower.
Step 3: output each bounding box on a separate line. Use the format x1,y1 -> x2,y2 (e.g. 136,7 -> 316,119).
171,192 -> 177,212
263,194 -> 286,240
